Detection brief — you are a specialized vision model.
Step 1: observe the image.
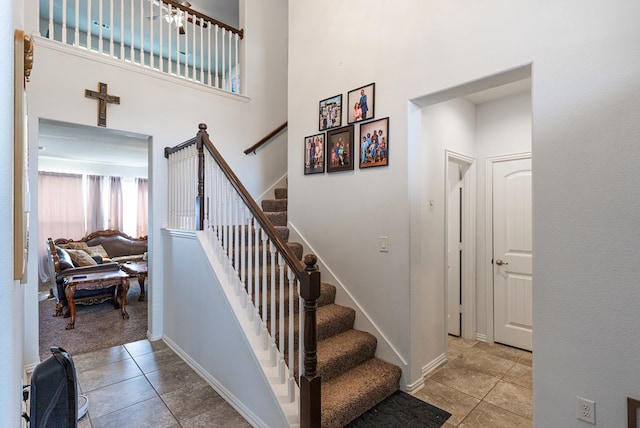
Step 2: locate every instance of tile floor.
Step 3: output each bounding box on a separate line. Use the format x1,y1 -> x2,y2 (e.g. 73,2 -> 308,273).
56,335 -> 530,427
72,339 -> 252,428
414,335 -> 533,427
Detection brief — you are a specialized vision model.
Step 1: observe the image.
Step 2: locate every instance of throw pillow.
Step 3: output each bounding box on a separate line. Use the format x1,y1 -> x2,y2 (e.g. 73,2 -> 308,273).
67,241 -> 90,252
86,244 -> 110,259
54,246 -> 74,270
66,249 -> 98,267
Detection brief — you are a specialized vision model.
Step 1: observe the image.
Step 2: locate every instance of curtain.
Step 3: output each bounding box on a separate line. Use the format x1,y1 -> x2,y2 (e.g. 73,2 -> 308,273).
136,178 -> 148,237
109,176 -> 123,231
38,172 -> 85,283
86,174 -> 104,234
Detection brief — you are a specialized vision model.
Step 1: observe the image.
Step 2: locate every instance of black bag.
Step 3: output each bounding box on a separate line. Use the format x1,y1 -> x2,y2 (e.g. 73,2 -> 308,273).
30,346 -> 78,428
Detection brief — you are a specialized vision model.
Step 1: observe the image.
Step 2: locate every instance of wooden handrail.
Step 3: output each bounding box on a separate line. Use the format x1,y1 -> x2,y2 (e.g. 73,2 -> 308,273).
163,0 -> 244,38
197,124 -> 304,273
166,124 -> 321,427
244,122 -> 288,155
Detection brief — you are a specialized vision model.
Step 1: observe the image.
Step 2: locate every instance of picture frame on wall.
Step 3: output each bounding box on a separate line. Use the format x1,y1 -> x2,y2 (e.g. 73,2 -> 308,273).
347,83 -> 375,124
359,117 -> 389,169
319,94 -> 342,131
304,133 -> 325,175
326,125 -> 354,173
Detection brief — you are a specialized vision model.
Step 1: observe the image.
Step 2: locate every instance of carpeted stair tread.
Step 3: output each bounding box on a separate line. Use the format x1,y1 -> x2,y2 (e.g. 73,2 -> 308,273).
262,198 -> 288,213
274,187 -> 288,200
265,211 -> 287,227
251,282 -> 337,320
274,225 -> 289,242
282,304 -> 356,346
291,329 -> 377,383
321,358 -> 402,428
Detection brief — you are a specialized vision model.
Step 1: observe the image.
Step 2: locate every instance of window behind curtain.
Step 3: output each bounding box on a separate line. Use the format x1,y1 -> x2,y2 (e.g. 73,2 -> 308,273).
38,172 -> 85,283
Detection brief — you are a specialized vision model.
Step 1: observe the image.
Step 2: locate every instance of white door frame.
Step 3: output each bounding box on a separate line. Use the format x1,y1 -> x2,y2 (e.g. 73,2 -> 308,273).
485,151 -> 532,344
445,151 -> 476,340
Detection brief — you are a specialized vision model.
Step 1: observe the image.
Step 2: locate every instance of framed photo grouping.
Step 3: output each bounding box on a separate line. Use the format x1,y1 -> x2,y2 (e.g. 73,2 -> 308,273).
319,94 -> 342,131
347,83 -> 375,124
359,117 -> 389,169
304,133 -> 325,175
326,125 -> 354,173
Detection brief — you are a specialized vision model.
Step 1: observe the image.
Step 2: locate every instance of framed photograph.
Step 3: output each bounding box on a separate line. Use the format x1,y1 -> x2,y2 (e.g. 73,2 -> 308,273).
319,94 -> 342,131
347,83 -> 375,124
326,125 -> 354,173
304,133 -> 325,175
359,117 -> 389,169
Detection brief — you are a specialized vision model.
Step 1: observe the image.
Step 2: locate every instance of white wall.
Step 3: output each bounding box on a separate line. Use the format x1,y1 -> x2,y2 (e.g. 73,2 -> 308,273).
22,0 -> 288,370
2,2 -> 27,425
162,231 -> 289,427
289,1 -> 640,426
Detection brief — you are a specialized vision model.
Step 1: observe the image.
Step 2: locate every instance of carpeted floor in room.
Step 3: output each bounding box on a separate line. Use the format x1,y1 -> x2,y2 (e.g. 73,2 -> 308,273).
38,279 -> 148,362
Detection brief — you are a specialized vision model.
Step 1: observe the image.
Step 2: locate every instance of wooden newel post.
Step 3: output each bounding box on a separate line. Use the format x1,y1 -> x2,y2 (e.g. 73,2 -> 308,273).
195,123 -> 207,230
299,254 -> 321,428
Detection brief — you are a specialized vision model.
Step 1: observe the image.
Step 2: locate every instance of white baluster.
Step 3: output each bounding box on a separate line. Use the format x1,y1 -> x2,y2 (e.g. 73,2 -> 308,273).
49,0 -> 54,40
62,0 -> 67,43
199,15 -> 204,84
278,254 -> 286,381
214,25 -> 219,88
98,0 -> 103,53
234,32 -> 239,93
167,3 -> 172,74
254,226 -> 262,335
139,0 -> 144,66
207,23 -> 212,85
298,280 -> 304,396
159,0 -> 164,71
261,232 -> 269,350
288,272 -> 297,402
191,12 -> 196,80
149,0 -> 153,69
120,0 -> 124,59
228,29 -> 232,91
87,0 -> 92,49
270,241 -> 277,366
74,0 -> 79,46
239,205 -> 247,307
221,28 -> 226,90
109,0 -> 114,56
129,0 -> 134,61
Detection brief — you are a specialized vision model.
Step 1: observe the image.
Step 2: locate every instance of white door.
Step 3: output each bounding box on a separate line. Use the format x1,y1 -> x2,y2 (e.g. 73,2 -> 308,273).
447,163 -> 462,336
493,156 -> 533,351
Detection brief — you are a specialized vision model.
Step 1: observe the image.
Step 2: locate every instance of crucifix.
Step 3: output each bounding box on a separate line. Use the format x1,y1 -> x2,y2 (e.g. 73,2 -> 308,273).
85,82 -> 120,127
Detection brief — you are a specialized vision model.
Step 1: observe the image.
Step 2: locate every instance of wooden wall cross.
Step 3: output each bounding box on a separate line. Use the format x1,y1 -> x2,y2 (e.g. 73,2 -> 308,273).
85,82 -> 120,127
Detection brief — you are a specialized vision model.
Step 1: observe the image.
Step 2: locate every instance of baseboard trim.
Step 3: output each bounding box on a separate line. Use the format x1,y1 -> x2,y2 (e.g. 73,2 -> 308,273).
422,353 -> 447,378
476,333 -> 488,342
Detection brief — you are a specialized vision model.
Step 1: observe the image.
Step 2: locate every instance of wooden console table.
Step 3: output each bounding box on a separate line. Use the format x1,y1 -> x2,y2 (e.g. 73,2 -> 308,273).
61,270 -> 130,330
120,261 -> 148,301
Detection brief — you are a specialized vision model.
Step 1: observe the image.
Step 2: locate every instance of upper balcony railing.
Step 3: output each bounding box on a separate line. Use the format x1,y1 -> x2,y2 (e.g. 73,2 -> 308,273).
40,0 -> 244,94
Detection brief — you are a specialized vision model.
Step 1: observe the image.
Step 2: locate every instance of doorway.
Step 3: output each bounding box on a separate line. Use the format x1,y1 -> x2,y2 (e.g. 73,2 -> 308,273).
445,152 -> 476,338
35,119 -> 151,360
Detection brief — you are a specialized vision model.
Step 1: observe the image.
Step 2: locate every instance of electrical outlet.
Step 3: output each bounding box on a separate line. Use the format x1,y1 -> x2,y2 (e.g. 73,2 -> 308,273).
576,396 -> 596,424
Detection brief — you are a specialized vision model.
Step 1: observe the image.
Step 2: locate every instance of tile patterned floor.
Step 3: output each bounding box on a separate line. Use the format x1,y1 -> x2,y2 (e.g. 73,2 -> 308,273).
414,336 -> 533,427
73,339 -> 252,428
69,335 -> 530,427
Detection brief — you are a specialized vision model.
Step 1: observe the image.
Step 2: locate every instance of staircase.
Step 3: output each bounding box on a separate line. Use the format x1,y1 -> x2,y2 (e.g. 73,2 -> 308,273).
260,187 -> 402,427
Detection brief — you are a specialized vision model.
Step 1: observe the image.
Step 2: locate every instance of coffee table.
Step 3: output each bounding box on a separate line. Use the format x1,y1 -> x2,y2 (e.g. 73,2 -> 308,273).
120,261 -> 148,301
62,270 -> 130,330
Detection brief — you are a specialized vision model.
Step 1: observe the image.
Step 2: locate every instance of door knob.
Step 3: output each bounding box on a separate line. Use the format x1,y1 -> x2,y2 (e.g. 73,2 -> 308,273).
495,259 -> 508,266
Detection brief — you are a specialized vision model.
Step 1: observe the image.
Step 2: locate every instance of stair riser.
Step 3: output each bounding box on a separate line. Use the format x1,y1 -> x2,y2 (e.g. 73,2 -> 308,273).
261,199 -> 288,212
